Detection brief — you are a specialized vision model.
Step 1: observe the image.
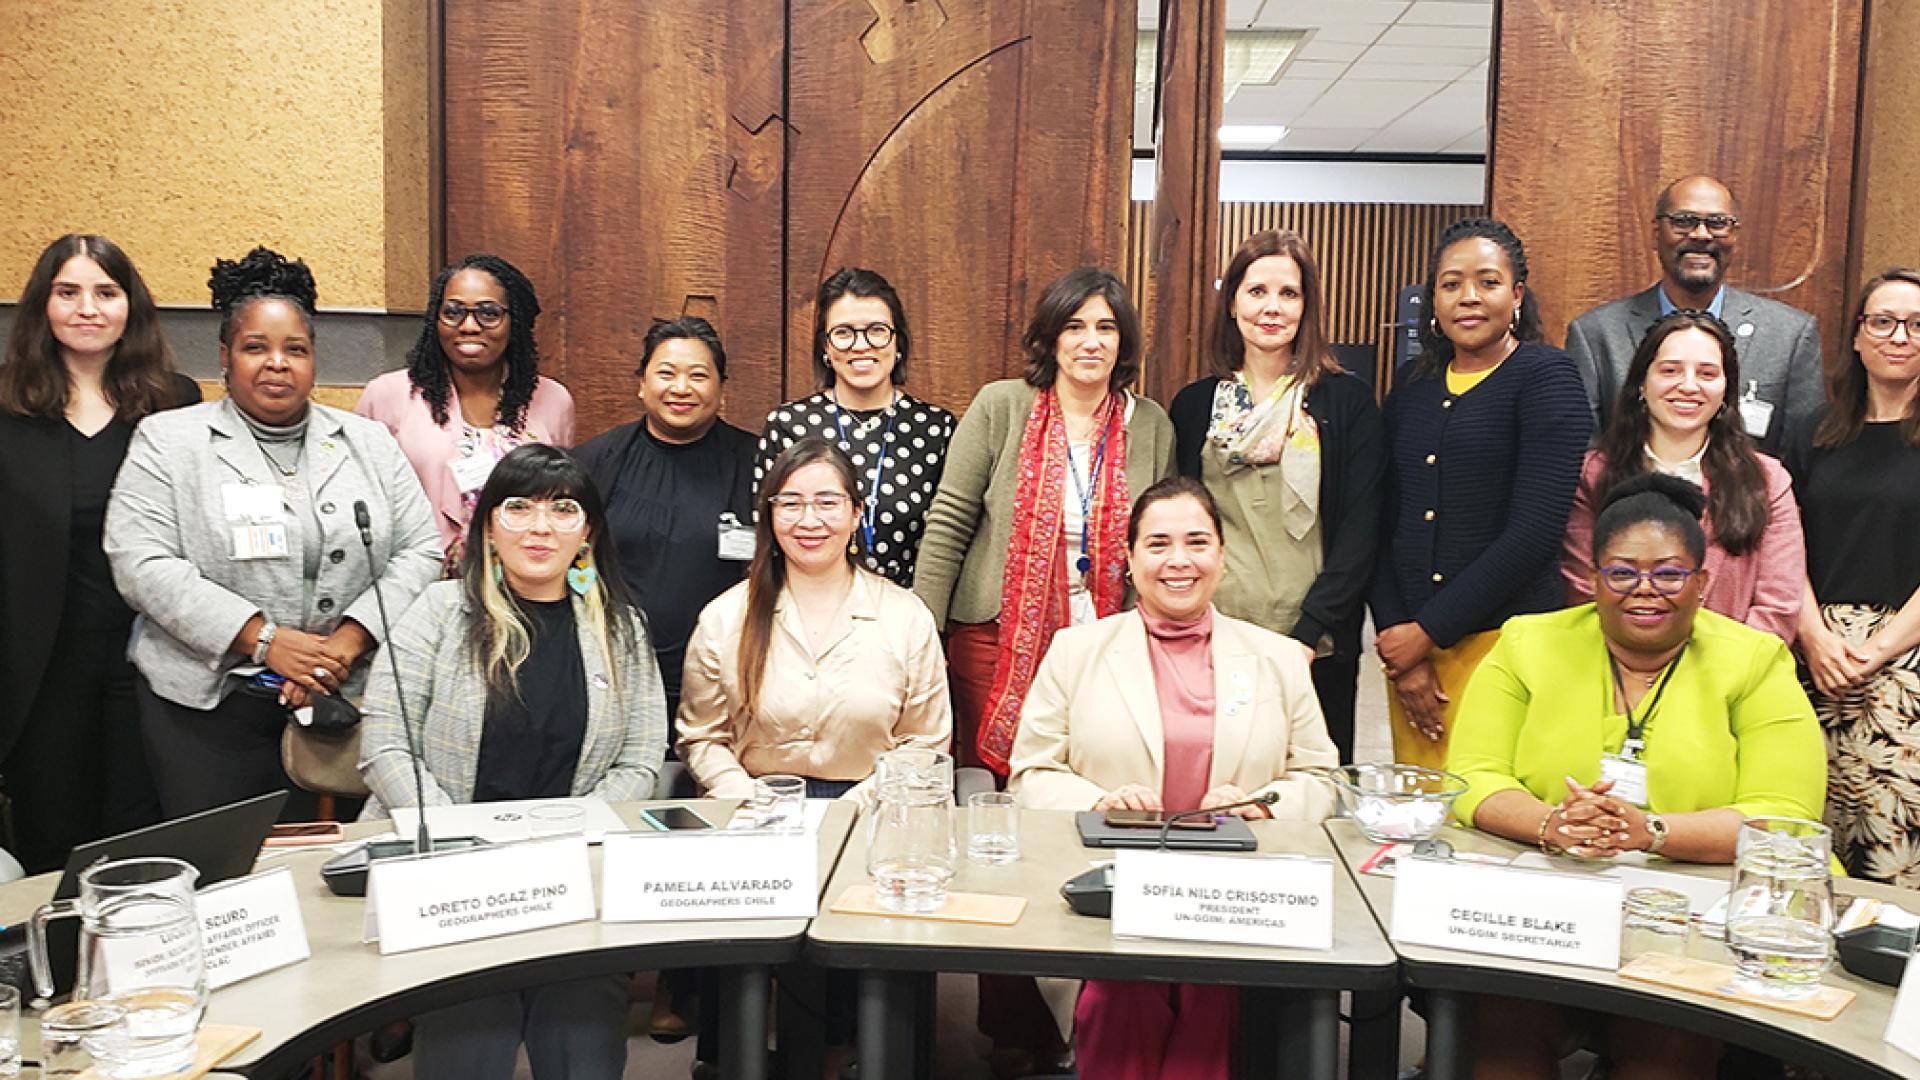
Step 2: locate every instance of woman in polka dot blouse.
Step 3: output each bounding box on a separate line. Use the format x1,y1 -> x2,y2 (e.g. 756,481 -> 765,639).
754,268 -> 955,588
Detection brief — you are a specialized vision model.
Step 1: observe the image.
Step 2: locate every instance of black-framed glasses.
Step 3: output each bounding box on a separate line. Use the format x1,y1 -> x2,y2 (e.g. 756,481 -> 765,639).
438,301 -> 509,329
1859,313 -> 1920,340
1656,212 -> 1739,237
1598,565 -> 1699,596
826,323 -> 895,350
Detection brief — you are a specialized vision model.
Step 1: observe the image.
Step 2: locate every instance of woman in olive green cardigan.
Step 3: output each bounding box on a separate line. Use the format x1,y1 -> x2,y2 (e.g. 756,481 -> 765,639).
1446,472 -> 1824,1080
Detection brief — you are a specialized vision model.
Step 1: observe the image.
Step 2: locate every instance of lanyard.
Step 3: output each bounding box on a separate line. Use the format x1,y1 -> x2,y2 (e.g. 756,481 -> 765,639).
1608,642 -> 1686,759
1065,398 -> 1115,574
831,388 -> 895,554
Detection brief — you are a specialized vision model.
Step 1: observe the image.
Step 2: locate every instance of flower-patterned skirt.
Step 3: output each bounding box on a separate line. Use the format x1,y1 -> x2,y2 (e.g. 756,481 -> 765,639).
1806,603 -> 1920,887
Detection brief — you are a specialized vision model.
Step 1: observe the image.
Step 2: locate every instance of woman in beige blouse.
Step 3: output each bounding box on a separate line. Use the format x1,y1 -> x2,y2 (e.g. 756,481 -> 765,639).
677,436 -> 951,802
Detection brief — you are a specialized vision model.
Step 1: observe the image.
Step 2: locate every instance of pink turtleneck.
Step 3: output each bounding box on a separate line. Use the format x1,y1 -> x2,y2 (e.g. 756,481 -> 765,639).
1141,608 -> 1216,812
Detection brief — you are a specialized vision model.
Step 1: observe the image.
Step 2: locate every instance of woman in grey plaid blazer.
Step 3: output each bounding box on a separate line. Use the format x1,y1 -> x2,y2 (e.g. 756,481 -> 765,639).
357,443 -> 664,1080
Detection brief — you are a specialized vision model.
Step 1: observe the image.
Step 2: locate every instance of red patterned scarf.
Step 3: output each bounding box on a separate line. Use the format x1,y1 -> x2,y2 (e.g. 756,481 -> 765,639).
977,388 -> 1131,772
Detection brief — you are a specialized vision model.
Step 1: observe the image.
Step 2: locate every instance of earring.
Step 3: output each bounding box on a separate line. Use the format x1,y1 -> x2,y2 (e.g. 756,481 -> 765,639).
1427,316 -> 1440,338
567,544 -> 599,596
489,545 -> 504,587
1510,308 -> 1520,330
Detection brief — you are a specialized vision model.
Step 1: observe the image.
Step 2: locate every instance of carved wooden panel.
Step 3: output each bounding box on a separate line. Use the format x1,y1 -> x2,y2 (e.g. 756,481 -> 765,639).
783,0 -> 1134,415
443,0 -> 786,437
1490,1 -> 1863,362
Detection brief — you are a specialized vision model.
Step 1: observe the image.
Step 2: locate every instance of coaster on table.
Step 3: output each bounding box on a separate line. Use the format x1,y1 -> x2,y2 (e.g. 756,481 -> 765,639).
1617,953 -> 1855,1019
829,885 -> 1026,925
74,1023 -> 261,1080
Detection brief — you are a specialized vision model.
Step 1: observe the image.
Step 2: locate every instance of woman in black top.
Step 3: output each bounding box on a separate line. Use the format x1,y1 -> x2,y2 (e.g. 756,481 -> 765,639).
0,234 -> 198,872
1369,218 -> 1590,768
1170,229 -> 1385,761
756,268 -> 955,587
1788,267 -> 1920,886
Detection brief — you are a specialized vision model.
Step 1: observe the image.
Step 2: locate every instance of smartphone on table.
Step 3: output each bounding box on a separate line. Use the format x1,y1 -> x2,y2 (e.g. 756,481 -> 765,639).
638,806 -> 714,832
264,821 -> 346,847
1102,809 -> 1217,831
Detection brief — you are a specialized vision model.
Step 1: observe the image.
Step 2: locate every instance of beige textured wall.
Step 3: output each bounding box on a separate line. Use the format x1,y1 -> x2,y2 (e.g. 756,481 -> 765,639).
1855,0 -> 1920,282
0,0 -> 428,309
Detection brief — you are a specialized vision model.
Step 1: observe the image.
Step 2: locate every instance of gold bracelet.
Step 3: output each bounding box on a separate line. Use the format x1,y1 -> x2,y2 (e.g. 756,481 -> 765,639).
1536,807 -> 1561,854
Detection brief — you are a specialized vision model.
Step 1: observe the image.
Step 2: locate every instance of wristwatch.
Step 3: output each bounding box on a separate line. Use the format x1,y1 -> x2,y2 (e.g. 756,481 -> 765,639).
252,620 -> 279,666
1644,811 -> 1669,855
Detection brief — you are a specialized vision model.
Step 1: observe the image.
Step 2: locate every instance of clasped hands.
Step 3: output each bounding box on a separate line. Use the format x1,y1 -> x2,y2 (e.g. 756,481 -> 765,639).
1376,622 -> 1446,743
1540,777 -> 1652,859
265,622 -> 374,709
1092,783 -> 1272,820
1800,622 -> 1893,697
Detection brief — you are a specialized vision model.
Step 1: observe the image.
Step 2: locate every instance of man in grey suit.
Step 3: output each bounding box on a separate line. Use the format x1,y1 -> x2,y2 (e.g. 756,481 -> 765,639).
1565,174 -> 1825,456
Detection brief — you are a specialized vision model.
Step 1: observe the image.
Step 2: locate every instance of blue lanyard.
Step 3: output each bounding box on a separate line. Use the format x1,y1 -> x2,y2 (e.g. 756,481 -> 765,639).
1065,401 -> 1114,574
831,389 -> 895,553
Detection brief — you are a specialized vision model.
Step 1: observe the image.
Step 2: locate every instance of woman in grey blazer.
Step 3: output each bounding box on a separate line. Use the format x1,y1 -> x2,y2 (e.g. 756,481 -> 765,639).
358,444 -> 664,1080
104,248 -> 441,820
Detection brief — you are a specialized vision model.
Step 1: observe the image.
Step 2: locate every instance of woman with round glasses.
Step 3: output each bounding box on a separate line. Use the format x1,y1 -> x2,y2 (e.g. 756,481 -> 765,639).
755,268 -> 954,588
358,255 -> 576,567
1787,267 -> 1920,886
679,436 -> 949,803
1447,472 -> 1823,1076
359,443 -> 663,1080
1561,309 -> 1804,643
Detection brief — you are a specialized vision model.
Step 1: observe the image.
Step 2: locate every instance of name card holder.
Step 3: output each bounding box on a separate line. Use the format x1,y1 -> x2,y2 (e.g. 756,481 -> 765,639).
1888,952 -> 1920,1061
1110,849 -> 1335,950
601,830 -> 818,922
364,836 -> 595,955
199,867 -> 311,990
1391,855 -> 1623,970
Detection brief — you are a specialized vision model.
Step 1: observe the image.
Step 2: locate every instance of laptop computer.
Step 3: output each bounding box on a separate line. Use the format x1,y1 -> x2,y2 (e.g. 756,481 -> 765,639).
386,796 -> 628,844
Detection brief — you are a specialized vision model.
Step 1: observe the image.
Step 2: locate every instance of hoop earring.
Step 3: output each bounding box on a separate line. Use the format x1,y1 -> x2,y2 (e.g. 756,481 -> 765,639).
1510,307 -> 1521,331
1427,316 -> 1440,338
567,543 -> 598,596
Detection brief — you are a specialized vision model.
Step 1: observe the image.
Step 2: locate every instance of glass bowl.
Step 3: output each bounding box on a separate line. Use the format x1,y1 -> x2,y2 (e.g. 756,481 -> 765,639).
1332,764 -> 1467,842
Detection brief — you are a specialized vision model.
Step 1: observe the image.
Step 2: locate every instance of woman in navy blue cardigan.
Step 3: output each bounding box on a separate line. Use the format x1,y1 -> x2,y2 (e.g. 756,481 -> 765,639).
1370,218 -> 1591,767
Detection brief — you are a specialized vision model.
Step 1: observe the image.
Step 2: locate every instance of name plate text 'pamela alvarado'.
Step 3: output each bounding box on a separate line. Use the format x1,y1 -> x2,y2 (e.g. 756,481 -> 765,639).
1391,856 -> 1622,970
600,830 -> 818,922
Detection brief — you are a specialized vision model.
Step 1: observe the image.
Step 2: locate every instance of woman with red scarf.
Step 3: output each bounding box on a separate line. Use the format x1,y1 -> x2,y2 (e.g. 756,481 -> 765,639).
914,266 -> 1175,1074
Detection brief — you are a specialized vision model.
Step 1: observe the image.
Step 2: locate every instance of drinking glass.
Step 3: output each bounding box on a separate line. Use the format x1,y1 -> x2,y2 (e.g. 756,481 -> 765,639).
39,1000 -> 128,1078
528,803 -> 586,838
1620,886 -> 1690,958
0,985 -> 17,1076
752,775 -> 807,832
1725,817 -> 1835,999
966,792 -> 1020,864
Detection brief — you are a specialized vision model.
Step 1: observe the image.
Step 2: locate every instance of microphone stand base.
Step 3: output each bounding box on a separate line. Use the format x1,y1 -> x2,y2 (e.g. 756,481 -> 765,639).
321,835 -> 490,897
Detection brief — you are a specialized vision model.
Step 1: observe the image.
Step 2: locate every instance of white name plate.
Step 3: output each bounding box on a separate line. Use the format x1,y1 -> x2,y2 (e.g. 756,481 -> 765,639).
1111,849 -> 1334,950
1888,951 -> 1920,1061
366,836 -> 595,955
200,867 -> 311,989
601,831 -> 818,922
1392,856 -> 1622,970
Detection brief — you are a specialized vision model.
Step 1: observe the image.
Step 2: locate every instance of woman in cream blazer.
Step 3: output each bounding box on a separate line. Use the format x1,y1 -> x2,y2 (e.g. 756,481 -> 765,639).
1009,477 -> 1338,1080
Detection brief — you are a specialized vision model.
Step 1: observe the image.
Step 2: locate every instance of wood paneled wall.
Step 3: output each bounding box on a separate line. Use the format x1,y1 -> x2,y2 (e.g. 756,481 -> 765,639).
1125,201 -> 1484,391
443,0 -> 1131,439
1490,1 -> 1864,366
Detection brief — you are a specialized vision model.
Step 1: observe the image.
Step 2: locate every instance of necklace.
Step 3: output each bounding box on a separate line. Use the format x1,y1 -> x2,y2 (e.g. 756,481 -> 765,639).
255,438 -> 303,478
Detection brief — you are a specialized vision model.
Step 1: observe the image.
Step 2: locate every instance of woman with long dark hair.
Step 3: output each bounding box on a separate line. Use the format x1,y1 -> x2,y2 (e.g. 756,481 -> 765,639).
358,443 -> 663,1078
1370,218 -> 1590,769
1562,309 -> 1803,641
0,234 -> 198,871
357,254 -> 575,566
1169,229 -> 1385,761
1788,267 -> 1920,886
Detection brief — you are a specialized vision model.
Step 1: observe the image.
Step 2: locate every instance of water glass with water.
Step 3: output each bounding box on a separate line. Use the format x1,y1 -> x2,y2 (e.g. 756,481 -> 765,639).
752,774 -> 807,832
1620,886 -> 1690,958
1725,816 -> 1835,999
39,1000 -> 128,1078
866,747 -> 955,913
0,985 -> 18,1076
528,802 -> 586,838
966,792 -> 1019,864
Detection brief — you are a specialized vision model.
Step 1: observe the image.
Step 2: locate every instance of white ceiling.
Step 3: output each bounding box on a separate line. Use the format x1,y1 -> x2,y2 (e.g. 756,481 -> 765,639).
1138,0 -> 1493,155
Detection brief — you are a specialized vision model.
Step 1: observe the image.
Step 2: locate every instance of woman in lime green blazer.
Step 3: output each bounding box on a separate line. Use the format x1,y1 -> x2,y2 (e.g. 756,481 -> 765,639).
1445,472 -> 1826,1078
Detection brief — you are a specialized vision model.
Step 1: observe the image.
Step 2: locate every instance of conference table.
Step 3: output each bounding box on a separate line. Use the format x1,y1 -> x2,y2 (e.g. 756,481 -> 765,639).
1323,818 -> 1920,1080
4,799 -> 855,1080
806,808 -> 1400,1080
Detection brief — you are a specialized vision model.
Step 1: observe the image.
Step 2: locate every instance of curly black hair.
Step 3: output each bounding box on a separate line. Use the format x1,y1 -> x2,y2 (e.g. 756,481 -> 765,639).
406,254 -> 542,432
208,246 -> 318,344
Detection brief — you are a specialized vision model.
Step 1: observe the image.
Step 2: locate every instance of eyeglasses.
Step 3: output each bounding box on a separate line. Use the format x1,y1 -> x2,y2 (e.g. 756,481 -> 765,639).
768,493 -> 852,523
826,323 -> 895,351
495,497 -> 586,532
1859,313 -> 1920,340
1657,212 -> 1739,237
1597,565 -> 1699,596
438,301 -> 509,329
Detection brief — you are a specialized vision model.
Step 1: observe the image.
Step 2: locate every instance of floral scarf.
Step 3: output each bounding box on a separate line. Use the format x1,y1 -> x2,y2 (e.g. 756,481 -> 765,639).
1206,373 -> 1321,540
978,388 -> 1130,772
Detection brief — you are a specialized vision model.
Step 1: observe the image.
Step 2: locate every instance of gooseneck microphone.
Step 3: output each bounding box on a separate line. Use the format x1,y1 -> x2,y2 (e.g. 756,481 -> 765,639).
1155,791 -> 1280,849
356,500 -> 431,857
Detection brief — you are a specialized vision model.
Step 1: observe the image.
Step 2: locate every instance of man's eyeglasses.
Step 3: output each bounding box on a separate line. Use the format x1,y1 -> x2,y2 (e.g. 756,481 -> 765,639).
1597,565 -> 1698,596
1859,313 -> 1920,341
826,323 -> 895,351
439,301 -> 509,330
1656,212 -> 1739,237
495,497 -> 586,532
769,493 -> 851,523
